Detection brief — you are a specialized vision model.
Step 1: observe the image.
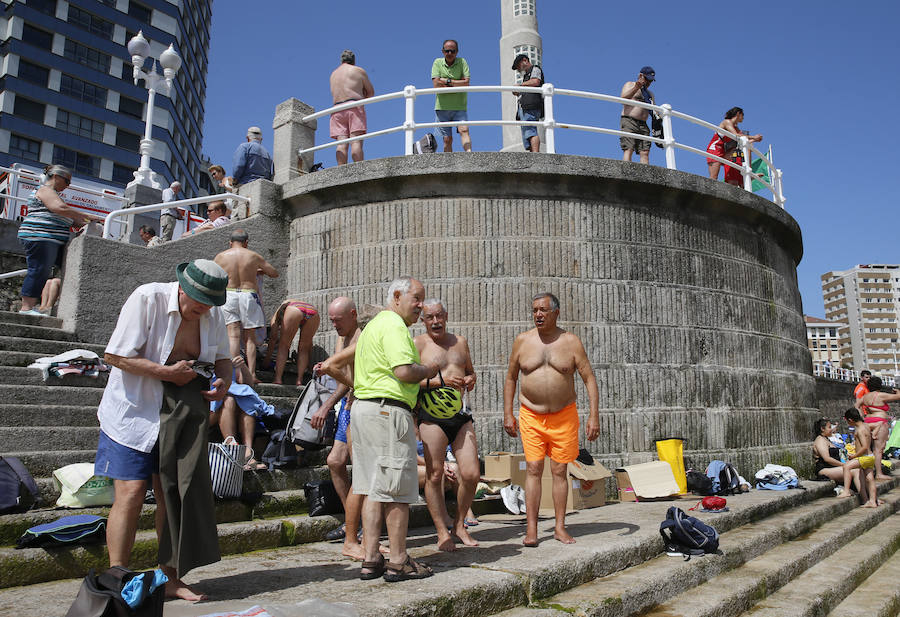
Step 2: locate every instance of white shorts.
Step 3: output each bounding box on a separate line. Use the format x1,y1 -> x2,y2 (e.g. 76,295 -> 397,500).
222,290 -> 266,329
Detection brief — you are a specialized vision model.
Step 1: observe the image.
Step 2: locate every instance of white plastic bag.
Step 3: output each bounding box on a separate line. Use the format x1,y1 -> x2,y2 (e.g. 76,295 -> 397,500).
53,463 -> 115,508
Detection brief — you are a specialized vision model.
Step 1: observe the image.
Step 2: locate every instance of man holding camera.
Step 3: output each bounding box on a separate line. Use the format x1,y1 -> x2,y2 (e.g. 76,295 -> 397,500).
512,54 -> 544,152
619,66 -> 656,164
96,260 -> 232,601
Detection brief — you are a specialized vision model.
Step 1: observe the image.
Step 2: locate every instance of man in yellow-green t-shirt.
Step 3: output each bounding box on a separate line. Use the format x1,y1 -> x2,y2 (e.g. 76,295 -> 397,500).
431,39 -> 472,153
352,276 -> 439,582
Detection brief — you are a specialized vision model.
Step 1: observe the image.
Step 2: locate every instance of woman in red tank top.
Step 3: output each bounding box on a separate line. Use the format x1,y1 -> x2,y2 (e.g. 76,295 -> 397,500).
705,107 -> 763,185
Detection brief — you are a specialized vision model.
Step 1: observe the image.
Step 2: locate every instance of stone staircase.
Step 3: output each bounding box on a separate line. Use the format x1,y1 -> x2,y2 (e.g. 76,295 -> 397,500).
2,309 -> 900,616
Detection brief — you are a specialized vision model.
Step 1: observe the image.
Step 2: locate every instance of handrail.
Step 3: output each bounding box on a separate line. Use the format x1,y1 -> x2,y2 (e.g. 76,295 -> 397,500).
297,84 -> 785,207
102,192 -> 250,239
0,269 -> 27,280
811,363 -> 897,387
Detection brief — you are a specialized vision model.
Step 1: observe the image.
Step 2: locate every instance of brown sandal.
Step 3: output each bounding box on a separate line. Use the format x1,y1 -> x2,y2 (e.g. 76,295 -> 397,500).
359,553 -> 385,580
383,555 -> 433,582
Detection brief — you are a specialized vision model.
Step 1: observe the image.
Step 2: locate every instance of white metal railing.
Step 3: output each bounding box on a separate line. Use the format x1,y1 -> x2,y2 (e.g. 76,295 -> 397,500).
298,84 -> 785,207
102,193 -> 250,239
812,363 -> 897,387
0,269 -> 27,281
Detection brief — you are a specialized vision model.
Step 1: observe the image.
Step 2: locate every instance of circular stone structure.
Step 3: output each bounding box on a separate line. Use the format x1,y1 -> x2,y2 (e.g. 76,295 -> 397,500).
281,153 -> 814,473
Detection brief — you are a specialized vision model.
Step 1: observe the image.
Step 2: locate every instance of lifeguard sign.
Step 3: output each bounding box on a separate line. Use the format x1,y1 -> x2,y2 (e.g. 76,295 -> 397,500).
1,164 -> 127,237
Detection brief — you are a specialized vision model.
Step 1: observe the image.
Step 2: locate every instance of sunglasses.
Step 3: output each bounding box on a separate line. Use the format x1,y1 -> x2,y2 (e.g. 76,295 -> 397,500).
442,49 -> 457,54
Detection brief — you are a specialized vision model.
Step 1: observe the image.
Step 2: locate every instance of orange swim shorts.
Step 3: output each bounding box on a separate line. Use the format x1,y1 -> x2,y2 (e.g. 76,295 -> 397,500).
518,402 -> 579,464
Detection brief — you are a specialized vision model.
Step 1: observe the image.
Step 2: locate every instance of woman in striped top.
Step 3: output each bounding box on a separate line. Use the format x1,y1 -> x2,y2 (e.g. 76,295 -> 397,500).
16,165 -> 92,316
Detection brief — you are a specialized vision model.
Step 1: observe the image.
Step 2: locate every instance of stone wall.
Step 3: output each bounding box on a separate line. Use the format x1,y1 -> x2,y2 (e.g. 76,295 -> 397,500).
57,180 -> 288,344
281,153 -> 813,474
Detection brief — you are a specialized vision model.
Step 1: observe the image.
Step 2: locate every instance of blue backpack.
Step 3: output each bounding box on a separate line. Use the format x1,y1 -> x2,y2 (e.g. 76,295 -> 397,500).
706,460 -> 740,496
659,506 -> 719,559
16,514 -> 106,549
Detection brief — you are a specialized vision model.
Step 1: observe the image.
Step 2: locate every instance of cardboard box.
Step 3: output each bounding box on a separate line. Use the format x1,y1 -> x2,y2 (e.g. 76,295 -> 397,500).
614,461 -> 680,501
483,452 -> 528,487
538,457 -> 612,513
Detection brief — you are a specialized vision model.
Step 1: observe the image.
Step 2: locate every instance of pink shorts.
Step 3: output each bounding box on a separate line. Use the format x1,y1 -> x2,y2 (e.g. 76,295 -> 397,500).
330,106 -> 367,139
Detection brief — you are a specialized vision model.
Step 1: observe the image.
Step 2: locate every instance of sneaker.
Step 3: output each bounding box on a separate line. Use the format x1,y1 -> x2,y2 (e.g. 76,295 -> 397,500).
18,309 -> 44,316
500,485 -> 520,514
665,544 -> 684,557
516,486 -> 527,514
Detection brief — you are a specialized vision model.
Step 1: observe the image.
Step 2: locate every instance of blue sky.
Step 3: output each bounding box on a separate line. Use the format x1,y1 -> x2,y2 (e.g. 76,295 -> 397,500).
201,1 -> 900,316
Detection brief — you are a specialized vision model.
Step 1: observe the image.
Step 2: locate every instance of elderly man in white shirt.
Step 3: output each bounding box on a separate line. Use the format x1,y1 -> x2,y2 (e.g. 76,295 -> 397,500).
95,259 -> 231,602
159,181 -> 183,242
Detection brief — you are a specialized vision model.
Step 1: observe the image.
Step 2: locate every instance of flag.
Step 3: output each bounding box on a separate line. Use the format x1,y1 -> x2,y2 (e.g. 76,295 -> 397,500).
751,158 -> 770,192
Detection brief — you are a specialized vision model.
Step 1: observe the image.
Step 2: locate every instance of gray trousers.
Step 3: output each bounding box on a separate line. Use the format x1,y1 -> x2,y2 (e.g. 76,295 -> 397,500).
159,213 -> 176,242
157,378 -> 220,577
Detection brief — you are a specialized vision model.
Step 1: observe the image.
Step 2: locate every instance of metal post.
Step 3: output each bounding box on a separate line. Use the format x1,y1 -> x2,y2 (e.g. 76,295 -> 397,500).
741,136 -> 752,192
661,104 -> 676,170
403,85 -> 416,155
133,82 -> 158,188
775,168 -> 785,208
542,83 -> 555,154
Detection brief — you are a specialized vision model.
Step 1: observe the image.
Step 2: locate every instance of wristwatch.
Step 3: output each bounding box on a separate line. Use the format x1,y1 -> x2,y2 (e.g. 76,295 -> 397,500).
445,78 -> 452,86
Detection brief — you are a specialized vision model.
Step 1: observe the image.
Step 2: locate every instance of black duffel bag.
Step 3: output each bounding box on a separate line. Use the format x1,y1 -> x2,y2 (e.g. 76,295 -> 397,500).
66,566 -> 165,617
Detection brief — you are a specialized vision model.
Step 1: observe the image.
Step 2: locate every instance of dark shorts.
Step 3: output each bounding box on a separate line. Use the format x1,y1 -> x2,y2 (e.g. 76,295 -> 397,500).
417,407 -> 473,445
620,116 -> 651,153
94,430 -> 159,481
435,109 -> 468,138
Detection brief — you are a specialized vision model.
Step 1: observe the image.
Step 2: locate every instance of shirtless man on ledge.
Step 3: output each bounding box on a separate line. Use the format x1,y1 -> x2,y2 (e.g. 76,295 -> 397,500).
503,292 -> 600,547
214,229 -> 278,383
414,299 -> 479,551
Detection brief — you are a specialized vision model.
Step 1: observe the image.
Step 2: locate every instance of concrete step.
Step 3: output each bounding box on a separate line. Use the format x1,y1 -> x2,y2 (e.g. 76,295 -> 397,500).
731,511 -> 900,617
0,493 -> 506,590
0,404 -> 98,427
0,482 -> 855,617
0,322 -> 78,342
0,384 -> 103,406
4,450 -> 98,477
0,426 -> 100,452
0,336 -> 106,358
0,310 -> 63,328
0,366 -> 108,387
827,546 -> 900,617
512,482 -> 888,617
636,491 -> 900,617
0,350 -> 59,368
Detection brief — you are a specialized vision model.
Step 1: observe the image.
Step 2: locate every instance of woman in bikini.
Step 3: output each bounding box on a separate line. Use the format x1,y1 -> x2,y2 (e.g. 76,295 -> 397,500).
813,418 -> 865,501
705,107 -> 763,185
854,376 -> 899,480
263,300 -> 320,386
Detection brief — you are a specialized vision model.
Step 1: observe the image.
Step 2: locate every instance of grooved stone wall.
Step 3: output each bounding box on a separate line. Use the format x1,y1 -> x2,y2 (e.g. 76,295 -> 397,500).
281,153 -> 813,475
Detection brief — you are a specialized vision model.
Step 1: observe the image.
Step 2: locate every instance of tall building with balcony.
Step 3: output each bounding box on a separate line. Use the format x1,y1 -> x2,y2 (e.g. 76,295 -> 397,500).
821,264 -> 900,376
0,0 -> 213,197
804,315 -> 843,370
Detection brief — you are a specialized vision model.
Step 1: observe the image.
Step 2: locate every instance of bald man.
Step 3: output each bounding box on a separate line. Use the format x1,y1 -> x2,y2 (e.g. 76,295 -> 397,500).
311,297 -> 364,559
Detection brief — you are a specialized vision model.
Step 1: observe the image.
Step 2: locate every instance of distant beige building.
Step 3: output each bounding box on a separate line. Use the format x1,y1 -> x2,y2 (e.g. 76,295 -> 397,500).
805,316 -> 843,371
821,264 -> 900,377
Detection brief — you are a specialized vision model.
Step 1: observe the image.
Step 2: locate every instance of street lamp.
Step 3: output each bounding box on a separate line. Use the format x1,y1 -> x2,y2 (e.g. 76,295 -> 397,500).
125,31 -> 181,189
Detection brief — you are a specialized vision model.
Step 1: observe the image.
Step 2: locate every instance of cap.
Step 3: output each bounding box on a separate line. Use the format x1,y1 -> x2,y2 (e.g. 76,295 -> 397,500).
640,66 -> 656,81
511,53 -> 530,70
246,126 -> 263,138
175,259 -> 228,306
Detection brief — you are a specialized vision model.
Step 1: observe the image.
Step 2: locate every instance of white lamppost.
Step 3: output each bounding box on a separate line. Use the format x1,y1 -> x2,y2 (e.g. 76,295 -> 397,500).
125,31 -> 181,189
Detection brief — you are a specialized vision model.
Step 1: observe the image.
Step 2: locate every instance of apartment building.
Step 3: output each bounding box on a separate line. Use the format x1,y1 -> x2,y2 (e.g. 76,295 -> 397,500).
821,264 -> 900,376
805,315 -> 843,368
0,0 -> 214,197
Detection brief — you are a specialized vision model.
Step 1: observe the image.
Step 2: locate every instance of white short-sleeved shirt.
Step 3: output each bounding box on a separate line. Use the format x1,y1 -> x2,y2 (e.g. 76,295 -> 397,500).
161,188 -> 178,217
97,281 -> 230,452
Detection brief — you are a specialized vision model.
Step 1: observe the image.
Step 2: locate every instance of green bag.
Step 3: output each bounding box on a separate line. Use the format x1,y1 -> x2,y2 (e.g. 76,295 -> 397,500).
53,463 -> 115,508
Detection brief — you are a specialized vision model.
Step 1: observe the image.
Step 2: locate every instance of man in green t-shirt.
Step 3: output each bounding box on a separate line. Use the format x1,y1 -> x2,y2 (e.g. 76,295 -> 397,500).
351,276 -> 439,582
431,39 -> 472,153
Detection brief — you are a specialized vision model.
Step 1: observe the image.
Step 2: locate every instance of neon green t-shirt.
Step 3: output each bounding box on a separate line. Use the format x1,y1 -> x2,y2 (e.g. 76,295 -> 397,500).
431,57 -> 470,111
353,310 -> 421,408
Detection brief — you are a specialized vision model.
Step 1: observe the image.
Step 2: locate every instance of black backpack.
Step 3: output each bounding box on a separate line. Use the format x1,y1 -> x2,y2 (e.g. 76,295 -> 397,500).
686,470 -> 714,496
0,456 -> 39,514
65,566 -> 164,617
659,506 -> 719,560
260,429 -> 299,470
710,461 -> 741,496
304,480 -> 344,517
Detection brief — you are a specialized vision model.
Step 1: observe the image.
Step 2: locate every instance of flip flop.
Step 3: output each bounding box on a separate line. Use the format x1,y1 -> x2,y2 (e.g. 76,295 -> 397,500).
464,518 -> 479,527
243,458 -> 267,471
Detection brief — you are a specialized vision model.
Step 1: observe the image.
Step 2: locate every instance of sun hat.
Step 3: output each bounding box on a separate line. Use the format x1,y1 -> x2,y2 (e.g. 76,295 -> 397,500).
175,259 -> 228,306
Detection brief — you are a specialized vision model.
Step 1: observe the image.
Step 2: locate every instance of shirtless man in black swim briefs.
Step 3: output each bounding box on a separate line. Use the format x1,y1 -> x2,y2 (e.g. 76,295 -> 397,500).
414,299 -> 479,551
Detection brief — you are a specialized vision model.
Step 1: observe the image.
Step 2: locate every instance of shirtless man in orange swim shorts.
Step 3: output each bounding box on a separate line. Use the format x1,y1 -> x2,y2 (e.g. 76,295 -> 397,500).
503,292 -> 600,546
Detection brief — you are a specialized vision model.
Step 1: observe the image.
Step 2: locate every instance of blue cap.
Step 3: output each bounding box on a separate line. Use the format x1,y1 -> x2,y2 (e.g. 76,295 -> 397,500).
640,66 -> 656,81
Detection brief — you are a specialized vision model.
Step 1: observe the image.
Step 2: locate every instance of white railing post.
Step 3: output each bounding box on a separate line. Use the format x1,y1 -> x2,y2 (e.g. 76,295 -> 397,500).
403,85 -> 416,155
542,83 -> 555,154
661,103 -> 676,170
741,136 -> 753,192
